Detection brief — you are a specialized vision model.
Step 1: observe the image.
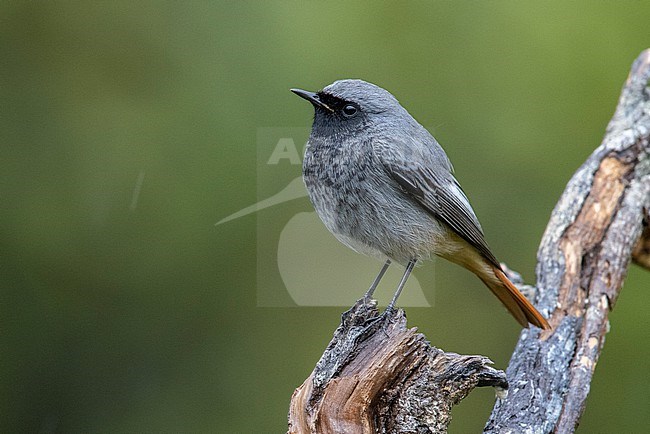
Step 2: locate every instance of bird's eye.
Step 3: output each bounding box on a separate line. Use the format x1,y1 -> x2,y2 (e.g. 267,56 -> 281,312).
342,104 -> 358,117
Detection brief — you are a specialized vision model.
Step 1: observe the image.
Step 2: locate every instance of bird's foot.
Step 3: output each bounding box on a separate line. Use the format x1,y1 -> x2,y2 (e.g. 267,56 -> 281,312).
361,304 -> 399,338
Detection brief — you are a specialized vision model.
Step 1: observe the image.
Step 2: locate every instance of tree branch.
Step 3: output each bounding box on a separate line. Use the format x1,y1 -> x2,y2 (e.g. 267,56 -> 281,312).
632,221 -> 650,270
485,49 -> 650,434
288,300 -> 507,434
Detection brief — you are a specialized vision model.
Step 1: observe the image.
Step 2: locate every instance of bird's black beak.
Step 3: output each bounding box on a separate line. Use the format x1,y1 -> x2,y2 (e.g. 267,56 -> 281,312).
291,88 -> 334,112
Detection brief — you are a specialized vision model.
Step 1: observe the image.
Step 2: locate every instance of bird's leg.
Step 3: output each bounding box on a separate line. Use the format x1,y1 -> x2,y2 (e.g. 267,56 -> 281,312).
385,259 -> 417,312
363,259 -> 392,300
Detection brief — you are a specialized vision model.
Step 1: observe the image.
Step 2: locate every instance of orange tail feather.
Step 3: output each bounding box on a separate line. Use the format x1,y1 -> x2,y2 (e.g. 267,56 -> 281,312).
486,267 -> 551,330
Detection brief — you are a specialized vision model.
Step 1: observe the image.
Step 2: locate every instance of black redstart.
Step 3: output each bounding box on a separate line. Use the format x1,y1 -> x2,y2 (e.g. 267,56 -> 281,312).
291,79 -> 549,330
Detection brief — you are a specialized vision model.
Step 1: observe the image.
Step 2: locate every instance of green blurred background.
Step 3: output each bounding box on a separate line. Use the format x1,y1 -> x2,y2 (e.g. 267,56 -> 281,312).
2,1 -> 649,432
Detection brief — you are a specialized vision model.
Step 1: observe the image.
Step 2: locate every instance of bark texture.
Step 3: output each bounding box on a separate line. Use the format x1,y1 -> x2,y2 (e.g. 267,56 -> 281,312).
632,224 -> 650,270
288,300 -> 507,434
485,49 -> 650,434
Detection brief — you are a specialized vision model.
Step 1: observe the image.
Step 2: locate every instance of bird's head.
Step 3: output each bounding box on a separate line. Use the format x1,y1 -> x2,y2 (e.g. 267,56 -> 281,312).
291,79 -> 407,138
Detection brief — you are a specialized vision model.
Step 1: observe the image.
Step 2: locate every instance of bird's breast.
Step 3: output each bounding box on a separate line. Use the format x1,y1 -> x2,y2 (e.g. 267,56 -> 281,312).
302,139 -> 378,231
302,138 -> 448,263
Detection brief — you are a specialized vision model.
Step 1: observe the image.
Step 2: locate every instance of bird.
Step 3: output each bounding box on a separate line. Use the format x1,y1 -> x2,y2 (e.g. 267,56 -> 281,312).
291,79 -> 550,330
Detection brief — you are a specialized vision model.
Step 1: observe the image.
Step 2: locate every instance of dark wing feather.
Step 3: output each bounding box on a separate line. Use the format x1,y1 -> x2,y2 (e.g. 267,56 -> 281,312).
381,157 -> 500,268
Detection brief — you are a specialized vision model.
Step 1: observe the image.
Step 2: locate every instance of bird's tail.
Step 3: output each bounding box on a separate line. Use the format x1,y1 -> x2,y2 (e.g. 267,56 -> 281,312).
438,235 -> 551,329
480,266 -> 550,330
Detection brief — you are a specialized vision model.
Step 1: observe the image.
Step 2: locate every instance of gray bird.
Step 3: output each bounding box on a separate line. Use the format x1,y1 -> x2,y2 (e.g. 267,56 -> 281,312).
291,79 -> 549,330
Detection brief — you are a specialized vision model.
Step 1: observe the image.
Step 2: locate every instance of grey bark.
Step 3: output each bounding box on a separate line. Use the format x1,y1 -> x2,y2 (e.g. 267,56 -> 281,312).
485,49 -> 650,434
288,300 -> 508,433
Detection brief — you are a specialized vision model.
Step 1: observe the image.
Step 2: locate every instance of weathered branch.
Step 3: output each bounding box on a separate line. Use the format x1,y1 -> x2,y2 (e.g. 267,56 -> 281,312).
485,49 -> 650,433
632,222 -> 650,270
288,300 -> 507,433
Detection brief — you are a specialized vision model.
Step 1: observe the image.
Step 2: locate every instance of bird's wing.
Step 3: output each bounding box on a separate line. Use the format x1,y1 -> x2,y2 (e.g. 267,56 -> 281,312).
374,139 -> 500,268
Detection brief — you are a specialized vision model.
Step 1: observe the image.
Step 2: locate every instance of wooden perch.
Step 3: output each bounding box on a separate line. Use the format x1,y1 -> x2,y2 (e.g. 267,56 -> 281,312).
288,49 -> 650,433
632,224 -> 650,270
485,49 -> 650,433
288,300 -> 507,433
